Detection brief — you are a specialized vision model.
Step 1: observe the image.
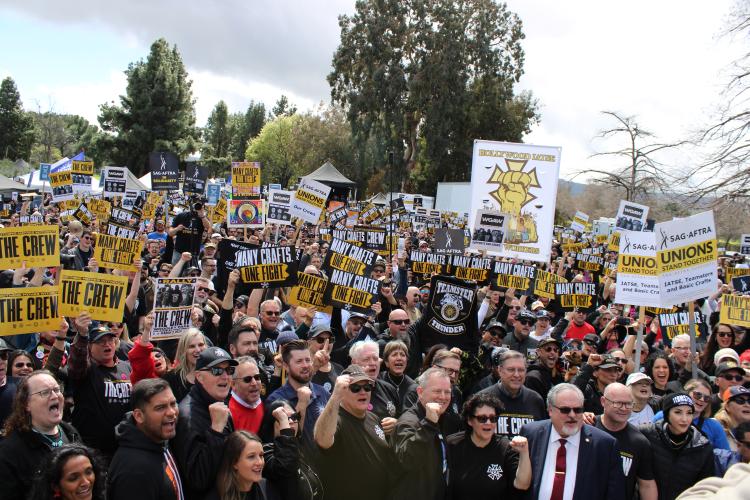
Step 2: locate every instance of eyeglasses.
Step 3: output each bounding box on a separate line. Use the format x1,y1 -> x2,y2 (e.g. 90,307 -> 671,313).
612,357 -> 628,365
235,374 -> 262,383
721,374 -> 744,382
517,319 -> 535,326
203,366 -> 236,376
731,396 -> 750,406
604,397 -> 634,409
30,386 -> 62,399
390,319 -> 410,325
349,383 -> 374,393
434,364 -> 459,376
264,311 -> 281,316
541,346 -> 560,353
287,411 -> 301,423
553,405 -> 584,415
472,415 -> 499,424
691,391 -> 711,403
314,336 -> 332,344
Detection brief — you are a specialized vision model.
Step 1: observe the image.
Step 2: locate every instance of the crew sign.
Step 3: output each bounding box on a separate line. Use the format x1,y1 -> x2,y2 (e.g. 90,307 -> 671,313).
58,271 -> 128,322
0,226 -> 59,269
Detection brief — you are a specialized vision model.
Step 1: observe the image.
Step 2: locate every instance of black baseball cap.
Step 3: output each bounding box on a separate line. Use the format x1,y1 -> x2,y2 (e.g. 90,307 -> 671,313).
485,319 -> 507,335
537,338 -> 561,350
196,347 -> 238,371
88,325 -> 116,343
597,355 -> 620,370
583,334 -> 600,346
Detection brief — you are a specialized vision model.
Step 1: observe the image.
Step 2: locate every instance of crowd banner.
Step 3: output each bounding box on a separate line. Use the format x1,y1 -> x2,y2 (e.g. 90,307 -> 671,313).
533,269 -> 566,300
103,167 -> 127,197
267,189 -> 294,226
287,271 -> 333,314
447,254 -> 492,284
0,286 -> 59,335
490,261 -> 537,294
0,225 -> 60,269
206,183 -> 221,205
554,282 -> 597,311
152,278 -> 196,340
58,270 -> 128,322
469,140 -> 561,264
420,274 -> 479,352
322,238 -> 380,313
149,152 -> 180,191
615,200 -> 649,231
655,211 -> 718,305
49,170 -> 74,201
570,211 -> 589,233
740,234 -> 750,255
720,294 -> 750,327
290,177 -> 331,224
469,210 -> 507,253
433,228 -> 466,255
615,230 -> 661,306
183,163 -> 208,195
93,233 -> 143,271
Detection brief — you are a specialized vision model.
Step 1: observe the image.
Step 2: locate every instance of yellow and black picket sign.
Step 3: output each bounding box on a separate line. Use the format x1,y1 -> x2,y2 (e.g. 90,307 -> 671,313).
0,225 -> 59,269
608,232 -> 620,252
656,239 -> 717,274
93,233 -> 143,271
720,294 -> 750,328
533,269 -> 566,299
71,160 -> 94,175
87,199 -> 111,221
726,267 -> 750,282
287,272 -> 333,314
49,170 -> 72,188
595,234 -> 608,244
0,286 -> 59,335
58,270 -> 128,322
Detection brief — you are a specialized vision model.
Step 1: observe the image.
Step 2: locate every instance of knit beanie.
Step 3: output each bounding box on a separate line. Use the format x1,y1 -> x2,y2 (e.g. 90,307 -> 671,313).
661,392 -> 694,423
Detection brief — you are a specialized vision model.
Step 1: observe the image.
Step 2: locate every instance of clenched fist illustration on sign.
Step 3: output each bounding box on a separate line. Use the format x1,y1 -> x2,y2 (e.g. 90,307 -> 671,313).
488,159 -> 540,245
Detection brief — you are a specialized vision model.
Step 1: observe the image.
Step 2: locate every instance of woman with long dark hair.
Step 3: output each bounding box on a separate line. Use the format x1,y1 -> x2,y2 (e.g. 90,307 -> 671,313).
29,443 -> 106,500
205,431 -> 267,500
698,324 -> 738,375
644,353 -> 678,398
8,349 -> 39,378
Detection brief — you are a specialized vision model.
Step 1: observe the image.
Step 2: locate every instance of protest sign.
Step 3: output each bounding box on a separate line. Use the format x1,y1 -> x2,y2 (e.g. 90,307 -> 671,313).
266,189 -> 293,225
73,203 -> 93,226
533,269 -> 567,300
286,272 -> 333,314
231,244 -> 299,287
570,211 -> 589,233
608,232 -> 620,252
433,229 -> 466,255
390,197 -> 406,215
210,196 -> 227,224
231,162 -> 261,199
0,286 -> 59,335
58,271 -> 127,322
227,198 -> 265,228
152,278 -> 196,340
727,267 -> 750,282
615,200 -> 649,231
360,203 -> 381,225
109,207 -> 139,226
740,234 -> 750,255
720,294 -> 750,327
290,178 -> 331,224
149,152 -> 180,191
733,275 -> 750,294
470,140 -> 560,264
49,170 -> 73,201
615,230 -> 660,306
183,163 -> 208,194
19,215 -> 43,225
39,163 -> 51,182
655,211 -> 717,305
420,274 -> 480,352
206,183 -> 221,205
575,253 -> 604,273
447,254 -> 492,284
469,210 -> 507,252
554,282 -> 597,311
323,238 -> 380,312
658,310 -> 704,342
0,225 -> 59,268
409,251 -> 449,279
93,233 -> 143,271
353,225 -> 388,251
490,261 -> 537,294
105,222 -> 138,240
87,198 -> 111,221
328,206 -> 348,229
71,160 -> 94,193
103,167 -> 127,197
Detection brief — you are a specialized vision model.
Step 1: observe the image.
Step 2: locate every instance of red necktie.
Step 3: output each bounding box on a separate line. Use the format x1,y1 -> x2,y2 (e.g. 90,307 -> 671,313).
550,438 -> 566,500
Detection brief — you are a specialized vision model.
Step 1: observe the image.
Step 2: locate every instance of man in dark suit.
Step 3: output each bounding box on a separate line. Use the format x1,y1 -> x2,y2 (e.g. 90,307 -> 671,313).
520,383 -> 625,500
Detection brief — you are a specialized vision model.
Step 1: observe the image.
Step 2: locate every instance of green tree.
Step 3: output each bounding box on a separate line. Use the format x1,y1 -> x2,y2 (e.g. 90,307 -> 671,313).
228,101 -> 266,163
0,77 -> 35,161
245,114 -> 304,188
98,38 -> 199,175
201,100 -> 231,174
328,0 -> 537,192
271,95 -> 297,118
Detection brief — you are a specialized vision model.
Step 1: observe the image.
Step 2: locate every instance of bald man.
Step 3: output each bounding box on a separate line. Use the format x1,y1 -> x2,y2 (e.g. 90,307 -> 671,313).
595,383 -> 657,500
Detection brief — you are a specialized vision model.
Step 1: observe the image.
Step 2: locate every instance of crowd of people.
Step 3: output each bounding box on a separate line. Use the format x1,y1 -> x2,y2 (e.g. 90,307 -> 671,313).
0,190 -> 748,500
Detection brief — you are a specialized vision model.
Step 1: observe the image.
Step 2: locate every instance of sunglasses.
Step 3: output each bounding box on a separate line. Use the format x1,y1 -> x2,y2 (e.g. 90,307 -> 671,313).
153,352 -> 164,359
14,362 -> 34,368
314,336 -> 332,344
349,383 -> 375,393
612,357 -> 628,365
390,319 -> 410,325
203,366 -> 236,376
553,405 -> 585,415
197,287 -> 212,293
511,306 -> 521,311
717,332 -> 734,338
107,323 -> 123,329
541,346 -> 560,353
691,391 -> 711,403
189,273 -> 201,277
264,311 -> 281,316
488,330 -> 503,337
730,396 -> 750,406
287,411 -> 301,423
236,374 -> 263,383
721,374 -> 744,382
517,319 -> 535,326
472,415 -> 498,424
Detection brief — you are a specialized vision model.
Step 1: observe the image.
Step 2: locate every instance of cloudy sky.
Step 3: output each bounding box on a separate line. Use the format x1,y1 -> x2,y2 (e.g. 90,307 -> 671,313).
0,1 -> 742,180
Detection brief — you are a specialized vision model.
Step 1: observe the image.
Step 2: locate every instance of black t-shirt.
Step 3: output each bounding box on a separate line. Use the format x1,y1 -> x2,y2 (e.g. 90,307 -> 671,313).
172,211 -> 204,255
318,408 -> 399,500
594,416 -> 654,500
478,384 -> 547,437
446,432 -> 520,500
0,377 -> 19,429
370,379 -> 400,420
311,361 -> 344,394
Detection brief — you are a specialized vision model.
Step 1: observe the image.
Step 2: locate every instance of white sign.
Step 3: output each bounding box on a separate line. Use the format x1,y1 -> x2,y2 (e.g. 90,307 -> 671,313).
290,178 -> 331,224
615,200 -> 649,231
267,189 -> 294,226
656,211 -> 718,305
615,230 -> 661,306
570,211 -> 589,233
469,210 -> 507,253
103,167 -> 128,198
740,234 -> 750,255
470,140 -> 560,264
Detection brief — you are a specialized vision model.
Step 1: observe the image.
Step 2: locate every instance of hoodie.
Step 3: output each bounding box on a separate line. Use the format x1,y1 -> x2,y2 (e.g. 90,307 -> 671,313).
108,413 -> 184,500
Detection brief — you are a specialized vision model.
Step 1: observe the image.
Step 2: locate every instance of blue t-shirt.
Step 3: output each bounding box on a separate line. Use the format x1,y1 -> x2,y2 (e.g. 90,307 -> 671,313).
652,410 -> 730,450
147,231 -> 168,242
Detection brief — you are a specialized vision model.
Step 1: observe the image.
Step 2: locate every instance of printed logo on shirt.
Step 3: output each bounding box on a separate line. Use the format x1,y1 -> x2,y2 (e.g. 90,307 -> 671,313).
496,414 -> 536,437
374,425 -> 386,441
103,380 -> 132,403
620,451 -> 633,476
386,401 -> 397,417
487,464 -> 503,480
